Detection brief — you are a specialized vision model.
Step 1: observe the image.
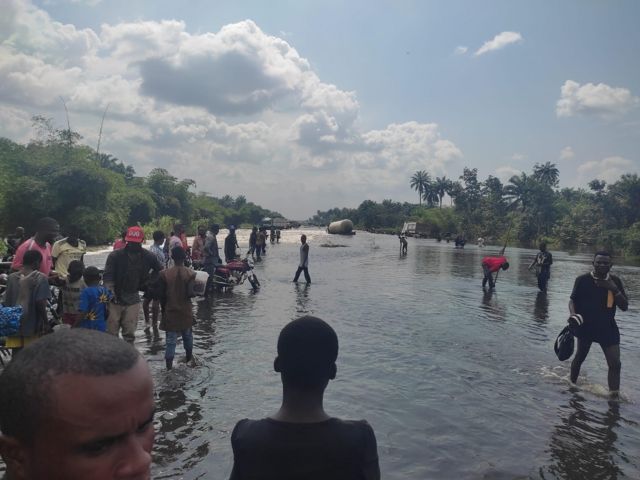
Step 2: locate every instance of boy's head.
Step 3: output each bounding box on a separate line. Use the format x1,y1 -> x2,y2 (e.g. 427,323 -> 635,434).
83,266 -> 101,285
23,250 -> 42,271
152,230 -> 165,244
67,260 -> 84,281
501,261 -> 510,271
275,316 -> 338,390
171,246 -> 186,262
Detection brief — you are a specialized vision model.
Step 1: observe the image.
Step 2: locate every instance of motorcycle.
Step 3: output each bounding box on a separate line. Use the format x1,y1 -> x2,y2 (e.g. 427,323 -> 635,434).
207,257 -> 260,292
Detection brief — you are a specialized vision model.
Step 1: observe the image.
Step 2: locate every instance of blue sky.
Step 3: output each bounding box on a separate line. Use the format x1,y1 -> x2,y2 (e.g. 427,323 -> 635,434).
2,0 -> 639,218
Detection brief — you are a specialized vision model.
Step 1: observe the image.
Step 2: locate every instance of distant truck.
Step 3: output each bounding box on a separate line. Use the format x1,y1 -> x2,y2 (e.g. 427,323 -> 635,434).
401,222 -> 430,238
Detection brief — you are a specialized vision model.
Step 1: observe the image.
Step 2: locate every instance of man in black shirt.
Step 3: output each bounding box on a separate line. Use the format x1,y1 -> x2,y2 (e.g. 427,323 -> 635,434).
230,316 -> 380,480
569,251 -> 628,396
528,241 -> 553,292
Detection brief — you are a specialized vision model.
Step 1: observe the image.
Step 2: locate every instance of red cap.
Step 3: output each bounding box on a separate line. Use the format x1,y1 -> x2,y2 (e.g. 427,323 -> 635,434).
125,226 -> 144,243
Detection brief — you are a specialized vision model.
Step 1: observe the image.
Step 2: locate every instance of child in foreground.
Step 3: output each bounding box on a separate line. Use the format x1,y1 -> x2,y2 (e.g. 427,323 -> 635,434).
230,315 -> 380,480
76,266 -> 112,331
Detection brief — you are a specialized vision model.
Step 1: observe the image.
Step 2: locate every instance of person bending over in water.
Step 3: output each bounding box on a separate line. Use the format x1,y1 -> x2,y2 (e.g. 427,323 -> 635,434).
569,251 -> 628,397
230,315 -> 380,480
481,255 -> 509,290
398,234 -> 408,254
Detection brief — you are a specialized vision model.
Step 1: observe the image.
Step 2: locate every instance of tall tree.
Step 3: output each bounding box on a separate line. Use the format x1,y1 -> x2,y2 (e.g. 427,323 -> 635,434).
410,170 -> 431,206
434,176 -> 450,208
533,162 -> 559,188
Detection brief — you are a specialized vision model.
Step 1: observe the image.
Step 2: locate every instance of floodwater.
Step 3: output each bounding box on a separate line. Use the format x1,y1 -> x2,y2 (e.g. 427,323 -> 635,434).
9,228 -> 640,479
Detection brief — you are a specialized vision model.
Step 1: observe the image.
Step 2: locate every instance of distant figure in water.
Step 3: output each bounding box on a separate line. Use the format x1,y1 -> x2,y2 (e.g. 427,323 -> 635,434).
229,316 -> 380,480
293,234 -> 311,284
454,235 -> 466,248
477,237 -> 485,248
569,251 -> 628,396
481,255 -> 509,290
398,234 -> 408,254
528,242 -> 553,292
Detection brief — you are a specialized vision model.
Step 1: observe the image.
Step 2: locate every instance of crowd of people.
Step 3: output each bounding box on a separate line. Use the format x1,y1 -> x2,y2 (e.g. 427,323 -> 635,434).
0,219 -> 632,479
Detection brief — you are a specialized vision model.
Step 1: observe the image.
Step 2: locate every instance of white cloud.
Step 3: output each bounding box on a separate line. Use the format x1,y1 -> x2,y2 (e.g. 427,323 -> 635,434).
577,156 -> 638,184
559,146 -> 575,160
454,46 -> 468,55
0,1 -> 463,218
475,31 -> 522,56
495,166 -> 522,183
556,80 -> 639,118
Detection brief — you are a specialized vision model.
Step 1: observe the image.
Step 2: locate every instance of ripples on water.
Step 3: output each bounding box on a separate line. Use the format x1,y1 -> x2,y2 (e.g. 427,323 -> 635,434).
6,229 -> 640,479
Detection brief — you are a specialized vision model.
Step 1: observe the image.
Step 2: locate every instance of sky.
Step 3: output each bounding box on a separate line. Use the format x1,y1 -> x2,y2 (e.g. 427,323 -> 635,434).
1,0 -> 639,219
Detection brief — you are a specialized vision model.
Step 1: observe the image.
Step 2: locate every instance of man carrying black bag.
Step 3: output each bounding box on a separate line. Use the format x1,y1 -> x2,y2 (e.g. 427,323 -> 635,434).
567,251 -> 628,397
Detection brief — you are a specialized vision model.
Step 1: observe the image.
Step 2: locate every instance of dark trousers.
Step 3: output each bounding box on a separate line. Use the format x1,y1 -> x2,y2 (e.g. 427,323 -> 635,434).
537,269 -> 550,292
481,264 -> 494,289
293,266 -> 311,283
571,338 -> 621,391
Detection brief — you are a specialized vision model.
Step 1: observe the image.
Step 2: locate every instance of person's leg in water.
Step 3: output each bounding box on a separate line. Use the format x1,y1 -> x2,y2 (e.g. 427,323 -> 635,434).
293,266 -> 303,282
481,264 -> 494,289
538,270 -> 550,292
601,343 -> 621,395
182,328 -> 194,363
302,266 -> 311,284
143,296 -> 152,328
570,337 -> 592,385
165,331 -> 178,369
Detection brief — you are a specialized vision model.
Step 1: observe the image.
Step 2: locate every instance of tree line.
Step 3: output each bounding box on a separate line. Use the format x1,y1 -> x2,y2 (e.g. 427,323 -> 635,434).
0,117 -> 282,245
310,162 -> 640,258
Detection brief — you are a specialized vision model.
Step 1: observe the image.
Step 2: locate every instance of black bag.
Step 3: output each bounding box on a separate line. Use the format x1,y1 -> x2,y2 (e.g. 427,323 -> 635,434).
554,325 -> 574,361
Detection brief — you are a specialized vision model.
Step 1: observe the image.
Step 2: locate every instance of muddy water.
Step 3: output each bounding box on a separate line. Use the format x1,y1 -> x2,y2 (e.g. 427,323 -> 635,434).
16,229 -> 640,478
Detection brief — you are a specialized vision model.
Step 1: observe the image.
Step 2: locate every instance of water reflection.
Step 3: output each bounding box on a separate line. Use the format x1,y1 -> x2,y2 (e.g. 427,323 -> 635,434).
533,291 -> 549,323
480,288 -> 506,320
544,395 -> 623,479
295,283 -> 311,314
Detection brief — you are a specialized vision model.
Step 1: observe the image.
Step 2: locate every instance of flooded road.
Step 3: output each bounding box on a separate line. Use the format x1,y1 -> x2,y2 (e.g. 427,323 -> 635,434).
76,229 -> 640,478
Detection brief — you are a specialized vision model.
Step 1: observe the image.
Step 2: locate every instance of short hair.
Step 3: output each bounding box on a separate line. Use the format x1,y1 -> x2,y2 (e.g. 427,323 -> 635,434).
65,224 -> 80,237
501,261 -> 510,270
210,224 -> 219,231
594,251 -> 611,258
67,260 -> 84,276
35,217 -> 59,232
83,265 -> 101,282
152,230 -> 165,243
23,249 -> 42,268
0,330 -> 140,442
171,246 -> 186,261
276,316 -> 338,389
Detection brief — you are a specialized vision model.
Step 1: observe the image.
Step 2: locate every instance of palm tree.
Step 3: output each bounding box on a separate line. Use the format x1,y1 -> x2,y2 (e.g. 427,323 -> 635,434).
504,172 -> 532,212
410,170 -> 430,206
422,181 -> 439,207
533,162 -> 559,188
434,176 -> 450,208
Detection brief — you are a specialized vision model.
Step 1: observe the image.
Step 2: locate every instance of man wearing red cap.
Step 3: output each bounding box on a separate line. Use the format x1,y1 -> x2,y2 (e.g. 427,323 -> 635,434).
103,226 -> 163,344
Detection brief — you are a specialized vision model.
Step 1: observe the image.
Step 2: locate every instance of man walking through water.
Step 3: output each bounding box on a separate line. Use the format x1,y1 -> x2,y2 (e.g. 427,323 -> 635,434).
293,234 -> 311,283
569,251 -> 628,397
103,226 -> 163,344
528,241 -> 553,292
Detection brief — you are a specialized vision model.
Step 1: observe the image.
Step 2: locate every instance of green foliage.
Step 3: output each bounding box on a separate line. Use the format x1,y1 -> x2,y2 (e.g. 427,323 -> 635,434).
0,118 -> 284,244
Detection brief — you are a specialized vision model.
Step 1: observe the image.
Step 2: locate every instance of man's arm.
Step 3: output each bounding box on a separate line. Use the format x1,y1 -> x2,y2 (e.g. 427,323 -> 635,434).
613,277 -> 629,311
102,251 -> 116,293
